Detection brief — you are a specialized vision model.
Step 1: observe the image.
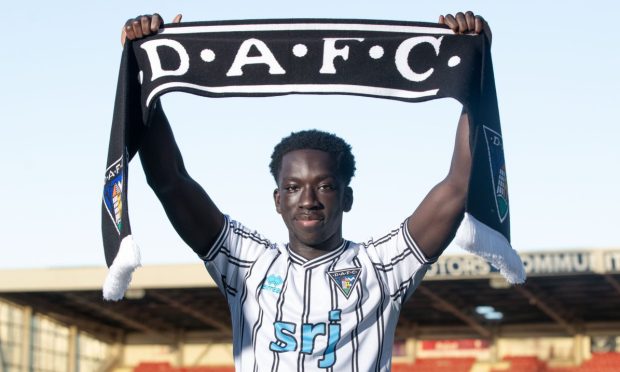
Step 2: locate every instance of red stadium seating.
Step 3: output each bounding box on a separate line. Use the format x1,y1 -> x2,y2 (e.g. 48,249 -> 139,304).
509,356 -> 545,371
571,352 -> 620,372
134,363 -> 175,372
491,356 -> 546,372
489,353 -> 620,372
133,363 -> 234,372
133,354 -> 620,372
182,368 -> 235,372
394,357 -> 476,372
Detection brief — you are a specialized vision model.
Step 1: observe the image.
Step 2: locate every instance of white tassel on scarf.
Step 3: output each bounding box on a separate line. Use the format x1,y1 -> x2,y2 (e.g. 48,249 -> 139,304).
454,213 -> 525,283
103,235 -> 141,301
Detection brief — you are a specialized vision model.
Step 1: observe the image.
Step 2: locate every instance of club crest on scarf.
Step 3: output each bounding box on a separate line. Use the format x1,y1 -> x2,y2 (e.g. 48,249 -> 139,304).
327,268 -> 361,299
483,126 -> 509,223
103,157 -> 124,234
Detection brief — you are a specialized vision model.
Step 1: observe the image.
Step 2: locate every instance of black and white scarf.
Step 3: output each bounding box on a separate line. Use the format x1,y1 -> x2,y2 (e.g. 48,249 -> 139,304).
102,19 -> 525,300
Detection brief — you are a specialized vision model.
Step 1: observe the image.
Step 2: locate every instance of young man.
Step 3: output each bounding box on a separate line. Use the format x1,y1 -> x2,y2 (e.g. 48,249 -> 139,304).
124,11 -> 487,371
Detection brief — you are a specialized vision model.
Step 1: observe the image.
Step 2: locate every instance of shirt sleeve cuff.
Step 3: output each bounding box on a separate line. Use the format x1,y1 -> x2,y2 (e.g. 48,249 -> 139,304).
403,218 -> 439,265
199,215 -> 230,262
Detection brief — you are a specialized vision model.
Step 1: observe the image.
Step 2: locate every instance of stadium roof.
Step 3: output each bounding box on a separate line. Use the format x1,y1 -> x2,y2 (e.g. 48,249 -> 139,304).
1,248 -> 619,343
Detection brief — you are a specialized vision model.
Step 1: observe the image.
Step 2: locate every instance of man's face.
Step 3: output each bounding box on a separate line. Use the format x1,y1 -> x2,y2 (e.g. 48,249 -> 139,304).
274,149 -> 353,252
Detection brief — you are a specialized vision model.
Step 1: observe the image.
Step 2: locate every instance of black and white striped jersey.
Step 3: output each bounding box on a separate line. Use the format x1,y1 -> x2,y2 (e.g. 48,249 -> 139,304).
201,216 -> 435,372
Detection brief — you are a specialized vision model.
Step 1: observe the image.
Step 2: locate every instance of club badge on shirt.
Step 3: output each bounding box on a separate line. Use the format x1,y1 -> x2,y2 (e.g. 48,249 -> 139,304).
327,268 -> 361,299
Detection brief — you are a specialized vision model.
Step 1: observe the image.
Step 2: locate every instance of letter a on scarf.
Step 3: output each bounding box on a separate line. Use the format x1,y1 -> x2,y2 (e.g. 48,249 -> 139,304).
101,19 -> 525,300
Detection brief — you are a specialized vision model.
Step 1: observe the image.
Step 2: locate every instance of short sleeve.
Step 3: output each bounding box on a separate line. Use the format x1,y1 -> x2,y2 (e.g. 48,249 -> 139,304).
364,218 -> 437,305
199,215 -> 273,297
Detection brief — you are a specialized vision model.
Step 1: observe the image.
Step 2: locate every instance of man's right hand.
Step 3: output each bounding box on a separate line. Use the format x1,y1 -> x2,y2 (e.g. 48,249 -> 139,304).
121,13 -> 182,46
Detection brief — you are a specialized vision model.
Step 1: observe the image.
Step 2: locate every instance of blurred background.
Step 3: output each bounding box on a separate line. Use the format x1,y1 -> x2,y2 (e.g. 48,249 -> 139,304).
0,1 -> 618,371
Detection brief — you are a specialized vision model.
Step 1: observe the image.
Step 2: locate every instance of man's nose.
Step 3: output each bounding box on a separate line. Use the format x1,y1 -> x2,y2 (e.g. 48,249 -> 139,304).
299,187 -> 321,209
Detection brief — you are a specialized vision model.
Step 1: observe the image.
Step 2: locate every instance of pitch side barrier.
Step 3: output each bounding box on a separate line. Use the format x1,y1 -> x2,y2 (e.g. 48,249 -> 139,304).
424,248 -> 620,280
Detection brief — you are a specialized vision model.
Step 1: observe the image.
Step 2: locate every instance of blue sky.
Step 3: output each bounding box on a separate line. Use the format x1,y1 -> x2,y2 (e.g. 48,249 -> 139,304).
1,1 -> 618,269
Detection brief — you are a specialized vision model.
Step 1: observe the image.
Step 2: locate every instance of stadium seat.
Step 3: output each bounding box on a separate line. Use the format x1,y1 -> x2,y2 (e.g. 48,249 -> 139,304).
134,363 -> 235,372
131,354 -> 620,372
576,352 -> 620,372
134,362 -> 175,372
491,356 -> 546,372
394,357 -> 476,372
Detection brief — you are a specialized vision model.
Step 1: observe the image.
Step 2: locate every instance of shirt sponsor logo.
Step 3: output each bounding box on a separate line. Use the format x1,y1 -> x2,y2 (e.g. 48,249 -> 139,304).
261,274 -> 284,294
270,309 -> 342,369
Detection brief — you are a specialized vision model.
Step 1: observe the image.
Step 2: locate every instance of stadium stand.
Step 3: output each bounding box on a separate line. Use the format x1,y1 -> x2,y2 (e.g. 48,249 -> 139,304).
491,356 -> 546,372
394,358 -> 476,372
558,353 -> 620,372
134,362 -> 234,372
131,354 -> 620,372
1,249 -> 618,371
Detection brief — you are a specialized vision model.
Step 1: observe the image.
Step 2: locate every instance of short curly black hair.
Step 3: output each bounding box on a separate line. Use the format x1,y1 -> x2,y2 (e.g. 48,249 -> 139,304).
270,129 -> 356,186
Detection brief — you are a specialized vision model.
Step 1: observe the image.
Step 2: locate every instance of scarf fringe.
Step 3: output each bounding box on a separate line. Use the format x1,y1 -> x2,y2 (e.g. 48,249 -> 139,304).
102,235 -> 141,301
454,213 -> 526,284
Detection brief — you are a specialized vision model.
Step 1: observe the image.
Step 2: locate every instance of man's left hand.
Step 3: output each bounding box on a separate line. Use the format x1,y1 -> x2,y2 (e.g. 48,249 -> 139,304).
439,11 -> 491,42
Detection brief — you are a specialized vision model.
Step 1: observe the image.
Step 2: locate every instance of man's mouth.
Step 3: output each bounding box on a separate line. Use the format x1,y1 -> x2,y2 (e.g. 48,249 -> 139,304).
294,214 -> 323,227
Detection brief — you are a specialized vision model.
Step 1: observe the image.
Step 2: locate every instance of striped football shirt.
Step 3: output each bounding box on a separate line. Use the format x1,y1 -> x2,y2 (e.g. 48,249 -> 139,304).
201,216 -> 435,371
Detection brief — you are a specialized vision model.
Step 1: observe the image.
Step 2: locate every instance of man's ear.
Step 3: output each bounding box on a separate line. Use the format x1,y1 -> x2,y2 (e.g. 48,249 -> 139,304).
343,186 -> 353,212
274,188 -> 282,214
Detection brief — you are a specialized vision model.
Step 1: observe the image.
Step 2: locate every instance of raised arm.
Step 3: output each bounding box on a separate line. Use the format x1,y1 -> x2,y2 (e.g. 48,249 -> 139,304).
408,109 -> 471,258
407,12 -> 489,259
124,14 -> 225,256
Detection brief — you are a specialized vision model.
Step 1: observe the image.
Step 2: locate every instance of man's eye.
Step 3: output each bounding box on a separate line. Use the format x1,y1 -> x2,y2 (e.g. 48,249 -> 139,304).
319,184 -> 335,191
284,185 -> 299,192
